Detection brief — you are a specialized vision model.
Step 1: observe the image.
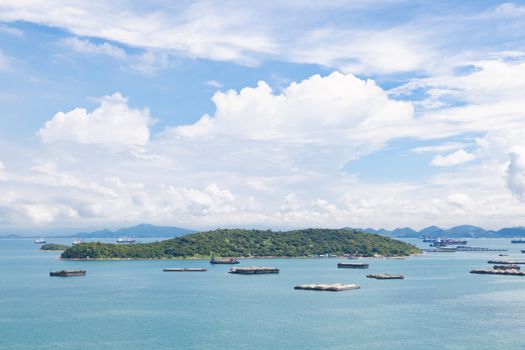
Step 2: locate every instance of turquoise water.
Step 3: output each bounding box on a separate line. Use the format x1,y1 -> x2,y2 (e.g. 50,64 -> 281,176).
1,238 -> 525,350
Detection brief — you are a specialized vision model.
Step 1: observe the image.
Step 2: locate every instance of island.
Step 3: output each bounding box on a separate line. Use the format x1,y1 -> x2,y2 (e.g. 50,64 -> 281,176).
40,243 -> 70,251
60,228 -> 421,260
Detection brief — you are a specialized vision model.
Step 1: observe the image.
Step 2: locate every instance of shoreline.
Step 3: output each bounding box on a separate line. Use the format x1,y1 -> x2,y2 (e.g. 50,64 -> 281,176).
61,253 -> 419,261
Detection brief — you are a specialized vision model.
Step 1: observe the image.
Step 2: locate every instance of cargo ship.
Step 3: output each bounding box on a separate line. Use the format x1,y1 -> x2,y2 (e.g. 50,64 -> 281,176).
511,239 -> 525,244
50,270 -> 86,277
34,238 -> 46,244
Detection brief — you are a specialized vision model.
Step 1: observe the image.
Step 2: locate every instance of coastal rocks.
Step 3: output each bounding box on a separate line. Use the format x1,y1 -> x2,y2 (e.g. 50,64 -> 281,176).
294,283 -> 360,292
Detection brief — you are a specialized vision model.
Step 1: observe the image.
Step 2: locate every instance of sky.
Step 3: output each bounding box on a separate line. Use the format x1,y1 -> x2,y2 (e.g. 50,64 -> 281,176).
1,1 -> 525,234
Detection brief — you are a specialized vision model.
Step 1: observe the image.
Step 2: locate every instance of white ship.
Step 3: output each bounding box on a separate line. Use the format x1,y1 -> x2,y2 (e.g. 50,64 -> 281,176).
116,237 -> 136,244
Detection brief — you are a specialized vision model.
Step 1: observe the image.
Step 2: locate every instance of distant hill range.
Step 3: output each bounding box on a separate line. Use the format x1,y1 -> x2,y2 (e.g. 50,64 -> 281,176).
353,225 -> 525,238
66,223 -> 195,238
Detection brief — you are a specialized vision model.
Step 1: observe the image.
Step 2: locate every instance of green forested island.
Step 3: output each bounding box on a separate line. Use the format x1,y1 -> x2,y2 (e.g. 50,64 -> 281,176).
60,228 -> 420,260
41,243 -> 70,251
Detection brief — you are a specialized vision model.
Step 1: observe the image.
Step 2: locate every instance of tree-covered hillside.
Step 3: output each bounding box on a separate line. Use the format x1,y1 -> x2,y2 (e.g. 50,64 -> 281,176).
61,228 -> 420,260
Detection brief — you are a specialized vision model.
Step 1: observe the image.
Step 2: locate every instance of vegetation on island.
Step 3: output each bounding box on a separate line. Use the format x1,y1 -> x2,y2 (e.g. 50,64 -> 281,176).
60,228 -> 421,260
41,243 -> 70,251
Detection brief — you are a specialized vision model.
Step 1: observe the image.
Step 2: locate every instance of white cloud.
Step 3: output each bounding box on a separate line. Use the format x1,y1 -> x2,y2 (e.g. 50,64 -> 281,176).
174,71 -> 413,145
430,149 -> 476,167
0,161 -> 7,181
38,92 -> 151,146
412,142 -> 467,154
506,146 -> 525,201
0,24 -> 23,37
206,80 -> 223,88
62,37 -> 127,59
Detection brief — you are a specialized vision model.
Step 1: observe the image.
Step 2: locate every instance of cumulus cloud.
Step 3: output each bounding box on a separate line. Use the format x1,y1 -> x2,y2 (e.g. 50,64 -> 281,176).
174,71 -> 413,144
430,149 -> 476,166
506,146 -> 525,201
38,92 -> 151,146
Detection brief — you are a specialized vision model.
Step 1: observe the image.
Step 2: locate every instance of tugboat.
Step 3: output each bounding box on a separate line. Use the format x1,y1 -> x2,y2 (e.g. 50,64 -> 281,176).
209,254 -> 239,264
116,237 -> 136,244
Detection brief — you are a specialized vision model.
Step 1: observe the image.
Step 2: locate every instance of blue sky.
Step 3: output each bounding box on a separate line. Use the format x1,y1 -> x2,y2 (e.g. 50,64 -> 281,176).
1,1 -> 525,233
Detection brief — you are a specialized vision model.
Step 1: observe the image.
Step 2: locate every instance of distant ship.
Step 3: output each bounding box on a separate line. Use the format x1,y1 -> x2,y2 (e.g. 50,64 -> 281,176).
116,237 -> 136,244
72,239 -> 83,245
34,238 -> 46,244
511,239 -> 525,244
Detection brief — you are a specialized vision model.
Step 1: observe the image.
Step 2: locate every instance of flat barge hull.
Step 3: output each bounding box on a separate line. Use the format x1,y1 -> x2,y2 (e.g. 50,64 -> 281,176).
163,268 -> 207,272
366,274 -> 404,279
294,283 -> 360,292
229,267 -> 279,274
471,269 -> 525,276
50,270 -> 86,277
337,263 -> 369,268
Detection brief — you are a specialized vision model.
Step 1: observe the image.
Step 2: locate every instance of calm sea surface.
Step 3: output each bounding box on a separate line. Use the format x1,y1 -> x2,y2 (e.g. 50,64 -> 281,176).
1,238 -> 525,350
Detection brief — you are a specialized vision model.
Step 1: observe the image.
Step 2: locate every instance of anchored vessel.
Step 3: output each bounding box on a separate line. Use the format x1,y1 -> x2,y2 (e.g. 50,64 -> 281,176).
494,265 -> 520,270
34,239 -> 46,244
366,274 -> 404,279
337,262 -> 369,268
470,269 -> 525,276
116,237 -> 136,244
72,239 -> 83,245
294,283 -> 360,292
209,256 -> 240,264
163,268 -> 207,272
487,260 -> 525,265
50,270 -> 86,277
228,267 -> 279,274
511,239 -> 525,243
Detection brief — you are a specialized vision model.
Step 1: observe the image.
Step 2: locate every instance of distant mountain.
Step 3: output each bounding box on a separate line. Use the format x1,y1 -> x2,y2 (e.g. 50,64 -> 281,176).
390,227 -> 418,237
70,224 -> 195,238
347,225 -> 525,238
444,225 -> 495,238
419,226 -> 445,237
496,226 -> 525,237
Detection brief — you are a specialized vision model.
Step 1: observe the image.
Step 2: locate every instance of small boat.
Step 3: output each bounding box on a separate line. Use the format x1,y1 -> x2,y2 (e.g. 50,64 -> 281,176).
72,239 -> 83,245
337,262 -> 369,268
116,237 -> 136,244
34,238 -> 46,244
50,270 -> 86,277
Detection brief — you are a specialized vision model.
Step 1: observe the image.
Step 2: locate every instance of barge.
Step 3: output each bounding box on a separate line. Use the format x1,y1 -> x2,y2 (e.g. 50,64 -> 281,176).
493,265 -> 520,270
470,269 -> 525,276
210,257 -> 240,264
337,262 -> 369,269
228,267 -> 279,274
487,260 -> 525,265
366,274 -> 404,279
50,270 -> 86,277
511,239 -> 525,244
294,283 -> 360,292
163,268 -> 207,272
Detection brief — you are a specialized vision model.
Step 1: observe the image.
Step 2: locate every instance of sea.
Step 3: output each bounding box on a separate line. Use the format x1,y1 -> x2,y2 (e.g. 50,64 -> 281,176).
1,238 -> 525,350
